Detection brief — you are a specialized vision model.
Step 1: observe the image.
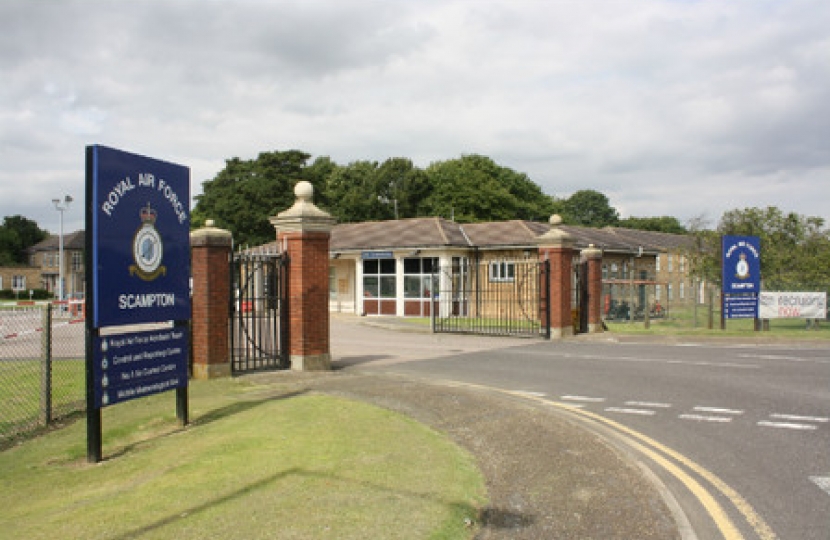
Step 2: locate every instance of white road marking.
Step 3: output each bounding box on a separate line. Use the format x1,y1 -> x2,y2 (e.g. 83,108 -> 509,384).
810,476 -> 830,497
693,406 -> 744,415
625,401 -> 672,408
560,395 -> 606,403
769,413 -> 828,423
679,414 -> 733,423
514,390 -> 547,397
757,421 -> 817,431
605,407 -> 656,416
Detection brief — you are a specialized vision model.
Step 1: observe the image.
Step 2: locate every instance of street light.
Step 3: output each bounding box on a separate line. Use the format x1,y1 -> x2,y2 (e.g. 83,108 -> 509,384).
52,195 -> 73,302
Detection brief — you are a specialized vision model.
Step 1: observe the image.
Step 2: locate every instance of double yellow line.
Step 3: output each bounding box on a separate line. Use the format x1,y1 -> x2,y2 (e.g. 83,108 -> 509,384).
449,381 -> 777,540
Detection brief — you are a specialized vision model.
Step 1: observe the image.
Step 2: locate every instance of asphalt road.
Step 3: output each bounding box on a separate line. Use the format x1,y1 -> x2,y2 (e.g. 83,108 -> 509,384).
332,319 -> 830,540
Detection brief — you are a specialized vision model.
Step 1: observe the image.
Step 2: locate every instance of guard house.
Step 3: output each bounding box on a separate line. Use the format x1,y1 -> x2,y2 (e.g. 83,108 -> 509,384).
325,217 -> 695,318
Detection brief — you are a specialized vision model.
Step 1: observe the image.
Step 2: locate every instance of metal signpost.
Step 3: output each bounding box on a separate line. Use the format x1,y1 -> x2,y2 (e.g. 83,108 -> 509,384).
85,145 -> 191,463
721,235 -> 761,327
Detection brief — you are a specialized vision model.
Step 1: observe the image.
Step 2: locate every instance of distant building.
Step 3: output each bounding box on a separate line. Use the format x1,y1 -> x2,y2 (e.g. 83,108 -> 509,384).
0,231 -> 85,298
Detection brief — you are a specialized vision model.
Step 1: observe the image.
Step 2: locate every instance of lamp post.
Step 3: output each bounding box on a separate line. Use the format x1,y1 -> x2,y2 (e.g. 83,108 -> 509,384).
51,195 -> 73,302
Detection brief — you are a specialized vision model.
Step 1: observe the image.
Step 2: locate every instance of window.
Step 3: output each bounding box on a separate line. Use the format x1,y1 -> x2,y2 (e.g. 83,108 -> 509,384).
679,256 -> 685,273
489,261 -> 515,282
655,255 -> 661,272
329,267 -> 337,299
602,264 -> 608,280
403,257 -> 438,298
680,281 -> 685,299
622,262 -> 629,280
610,263 -> 619,279
12,275 -> 26,291
71,251 -> 83,272
667,283 -> 674,300
655,284 -> 662,301
667,254 -> 673,272
362,258 -> 396,299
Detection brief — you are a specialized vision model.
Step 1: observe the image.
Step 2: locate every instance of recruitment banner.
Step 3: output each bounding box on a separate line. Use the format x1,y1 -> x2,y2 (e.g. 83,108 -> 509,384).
758,292 -> 827,319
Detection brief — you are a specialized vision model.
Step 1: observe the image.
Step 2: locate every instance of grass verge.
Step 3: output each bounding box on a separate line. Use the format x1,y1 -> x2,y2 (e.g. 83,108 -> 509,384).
0,377 -> 486,540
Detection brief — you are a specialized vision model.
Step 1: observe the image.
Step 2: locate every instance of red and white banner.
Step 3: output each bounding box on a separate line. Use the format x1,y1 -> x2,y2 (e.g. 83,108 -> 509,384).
758,292 -> 827,319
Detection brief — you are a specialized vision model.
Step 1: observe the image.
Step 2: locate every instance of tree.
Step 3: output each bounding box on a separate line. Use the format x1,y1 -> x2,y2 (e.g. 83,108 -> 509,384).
618,216 -> 687,234
0,215 -> 49,266
556,190 -> 619,228
421,155 -> 554,223
686,207 -> 830,290
192,150 -> 314,246
324,158 -> 431,223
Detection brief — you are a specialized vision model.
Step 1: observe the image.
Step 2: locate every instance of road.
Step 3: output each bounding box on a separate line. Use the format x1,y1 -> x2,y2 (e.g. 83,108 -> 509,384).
331,319 -> 830,540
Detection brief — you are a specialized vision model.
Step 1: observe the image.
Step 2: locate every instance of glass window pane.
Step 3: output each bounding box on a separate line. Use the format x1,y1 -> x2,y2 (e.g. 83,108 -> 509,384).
404,276 -> 421,298
379,276 -> 396,298
422,258 -> 437,274
363,276 -> 379,298
363,259 -> 378,274
403,258 -> 420,274
380,259 -> 396,274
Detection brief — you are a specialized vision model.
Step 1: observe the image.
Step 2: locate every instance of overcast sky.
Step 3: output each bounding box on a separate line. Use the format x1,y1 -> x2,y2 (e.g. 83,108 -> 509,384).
3,0 -> 829,235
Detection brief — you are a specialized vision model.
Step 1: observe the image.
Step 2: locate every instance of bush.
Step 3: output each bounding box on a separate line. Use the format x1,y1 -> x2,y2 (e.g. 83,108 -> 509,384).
0,289 -> 54,300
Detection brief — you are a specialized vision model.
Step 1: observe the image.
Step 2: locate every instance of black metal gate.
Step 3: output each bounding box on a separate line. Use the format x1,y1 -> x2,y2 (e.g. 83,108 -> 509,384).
432,259 -> 550,339
230,250 -> 289,374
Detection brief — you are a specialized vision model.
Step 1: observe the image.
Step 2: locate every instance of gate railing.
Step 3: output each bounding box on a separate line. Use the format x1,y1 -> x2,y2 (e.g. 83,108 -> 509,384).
432,259 -> 550,339
230,250 -> 288,374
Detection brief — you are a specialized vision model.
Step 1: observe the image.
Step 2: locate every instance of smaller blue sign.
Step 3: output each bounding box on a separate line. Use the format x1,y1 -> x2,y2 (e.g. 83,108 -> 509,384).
722,235 -> 761,294
362,251 -> 394,260
94,328 -> 188,408
724,294 -> 759,319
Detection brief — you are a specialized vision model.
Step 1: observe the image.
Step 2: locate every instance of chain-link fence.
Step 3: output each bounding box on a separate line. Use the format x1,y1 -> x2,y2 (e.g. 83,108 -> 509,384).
0,302 -> 85,446
603,280 -> 830,333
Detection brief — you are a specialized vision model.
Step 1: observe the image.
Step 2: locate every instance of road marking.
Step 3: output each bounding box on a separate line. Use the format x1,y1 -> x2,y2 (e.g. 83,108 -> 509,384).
693,406 -> 744,415
625,401 -> 672,408
514,390 -> 547,397
605,407 -> 656,416
679,414 -> 733,423
560,395 -> 605,403
445,381 -> 777,540
757,421 -> 817,431
769,413 -> 828,423
811,476 -> 830,497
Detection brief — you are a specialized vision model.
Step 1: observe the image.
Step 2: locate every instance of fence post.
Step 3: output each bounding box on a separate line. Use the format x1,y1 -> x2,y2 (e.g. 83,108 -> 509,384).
270,181 -> 337,371
40,305 -> 52,426
537,215 -> 575,339
191,220 -> 233,379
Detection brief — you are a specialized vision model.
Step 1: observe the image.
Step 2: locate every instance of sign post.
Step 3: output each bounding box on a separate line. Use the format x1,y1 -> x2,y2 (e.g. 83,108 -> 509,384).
85,145 -> 191,463
721,235 -> 761,327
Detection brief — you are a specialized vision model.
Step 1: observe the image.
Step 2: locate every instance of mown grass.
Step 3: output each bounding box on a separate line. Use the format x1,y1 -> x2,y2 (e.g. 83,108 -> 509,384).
0,378 -> 486,540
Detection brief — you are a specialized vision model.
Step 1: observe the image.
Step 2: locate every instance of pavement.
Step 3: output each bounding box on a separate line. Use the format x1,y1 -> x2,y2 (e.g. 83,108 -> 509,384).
247,315 -> 685,539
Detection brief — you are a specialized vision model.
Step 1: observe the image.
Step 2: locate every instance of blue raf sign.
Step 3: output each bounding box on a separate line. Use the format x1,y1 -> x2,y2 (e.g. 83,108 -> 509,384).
721,235 -> 761,294
89,145 -> 191,327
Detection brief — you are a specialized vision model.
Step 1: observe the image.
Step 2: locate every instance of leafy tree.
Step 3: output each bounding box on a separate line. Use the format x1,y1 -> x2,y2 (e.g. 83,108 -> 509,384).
618,216 -> 687,234
192,150 -> 314,246
556,189 -> 619,228
0,215 -> 49,265
421,155 -> 554,223
324,158 -> 431,222
686,207 -> 830,290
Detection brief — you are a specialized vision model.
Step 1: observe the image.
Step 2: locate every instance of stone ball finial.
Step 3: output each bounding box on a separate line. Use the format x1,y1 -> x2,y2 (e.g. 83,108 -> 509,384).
549,214 -> 563,226
294,181 -> 314,201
